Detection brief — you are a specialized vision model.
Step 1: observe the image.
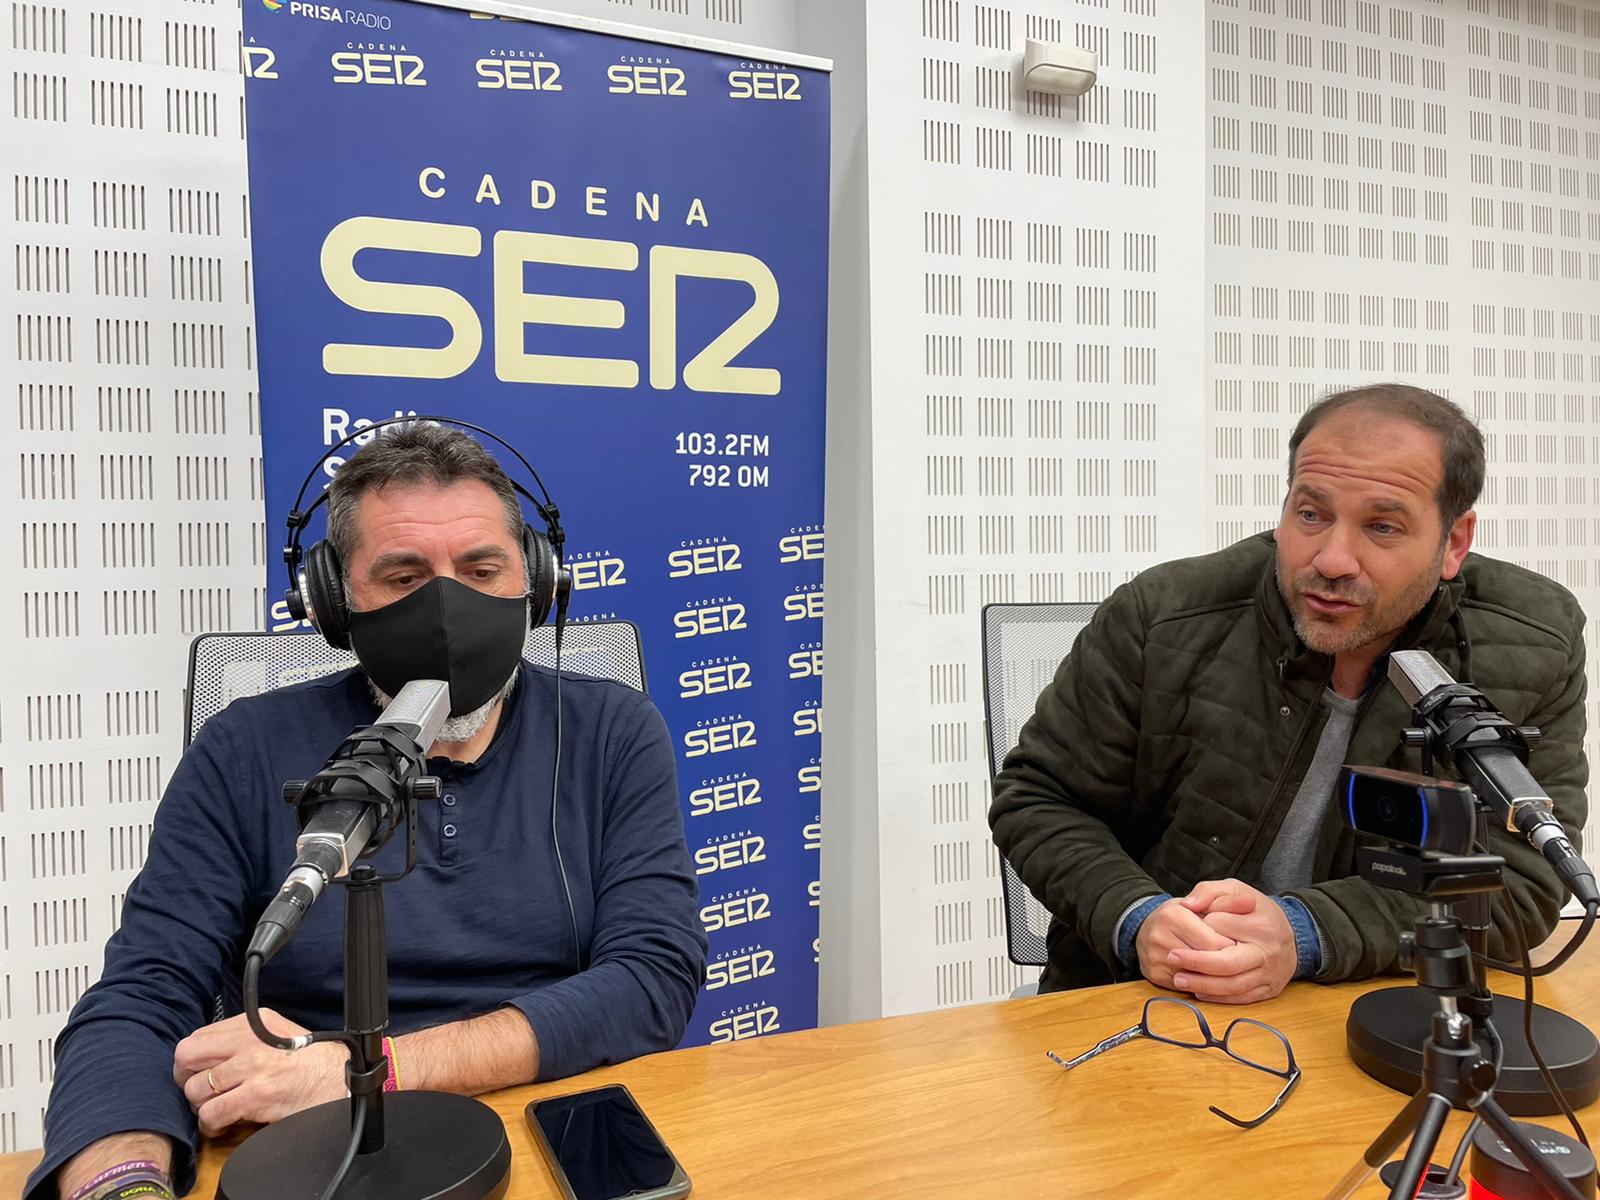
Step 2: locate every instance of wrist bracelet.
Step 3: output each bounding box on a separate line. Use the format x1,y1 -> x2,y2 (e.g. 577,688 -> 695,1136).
99,1181 -> 175,1200
383,1034 -> 403,1092
77,1174 -> 174,1200
65,1162 -> 168,1200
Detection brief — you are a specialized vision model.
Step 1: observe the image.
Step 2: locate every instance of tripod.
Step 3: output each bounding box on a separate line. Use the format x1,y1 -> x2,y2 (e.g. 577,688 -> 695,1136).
1326,902 -> 1587,1200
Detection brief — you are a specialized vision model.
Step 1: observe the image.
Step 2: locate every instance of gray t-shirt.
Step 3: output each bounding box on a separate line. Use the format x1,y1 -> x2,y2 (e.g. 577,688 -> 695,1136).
1259,688 -> 1363,894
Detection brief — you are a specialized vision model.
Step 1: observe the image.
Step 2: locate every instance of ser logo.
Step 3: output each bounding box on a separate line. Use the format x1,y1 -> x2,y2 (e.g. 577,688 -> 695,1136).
673,597 -> 747,640
683,715 -> 757,759
667,541 -> 742,578
788,644 -> 823,679
568,552 -> 627,591
689,774 -> 762,817
797,759 -> 822,795
679,657 -> 752,699
693,832 -> 767,876
332,49 -> 426,86
608,63 -> 687,96
704,947 -> 777,992
475,58 -> 563,91
700,888 -> 770,933
243,45 -> 278,78
783,584 -> 824,623
318,221 -> 781,395
778,529 -> 824,563
792,701 -> 822,738
803,819 -> 821,851
728,65 -> 802,101
709,1002 -> 780,1043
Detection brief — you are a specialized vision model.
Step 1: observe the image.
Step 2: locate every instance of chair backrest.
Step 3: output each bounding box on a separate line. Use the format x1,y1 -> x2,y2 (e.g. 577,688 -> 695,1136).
185,620 -> 647,747
980,601 -> 1101,968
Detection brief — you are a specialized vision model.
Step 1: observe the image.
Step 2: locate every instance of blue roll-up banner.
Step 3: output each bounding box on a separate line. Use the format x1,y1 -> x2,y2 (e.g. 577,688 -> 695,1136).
241,0 -> 829,1048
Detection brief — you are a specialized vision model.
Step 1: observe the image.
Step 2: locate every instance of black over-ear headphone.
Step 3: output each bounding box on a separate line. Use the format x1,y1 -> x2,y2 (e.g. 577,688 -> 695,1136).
283,416 -> 570,651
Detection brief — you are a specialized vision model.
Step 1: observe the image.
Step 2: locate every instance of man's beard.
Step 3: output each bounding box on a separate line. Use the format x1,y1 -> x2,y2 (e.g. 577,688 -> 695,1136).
366,669 -> 518,745
1277,550 -> 1444,657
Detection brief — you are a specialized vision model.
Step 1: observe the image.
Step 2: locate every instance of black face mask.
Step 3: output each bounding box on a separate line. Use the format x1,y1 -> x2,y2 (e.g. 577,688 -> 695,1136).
347,577 -> 528,716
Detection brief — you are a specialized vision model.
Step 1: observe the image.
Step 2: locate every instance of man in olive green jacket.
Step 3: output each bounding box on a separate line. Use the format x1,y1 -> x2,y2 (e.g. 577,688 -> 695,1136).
991,384 -> 1588,1000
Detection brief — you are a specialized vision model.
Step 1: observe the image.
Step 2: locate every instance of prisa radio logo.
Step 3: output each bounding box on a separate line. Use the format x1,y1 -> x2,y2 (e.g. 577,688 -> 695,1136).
267,1 -> 394,28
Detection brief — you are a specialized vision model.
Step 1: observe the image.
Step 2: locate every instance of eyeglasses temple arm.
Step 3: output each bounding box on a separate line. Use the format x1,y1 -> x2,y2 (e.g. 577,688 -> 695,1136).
1046,1025 -> 1143,1071
1207,1065 -> 1302,1129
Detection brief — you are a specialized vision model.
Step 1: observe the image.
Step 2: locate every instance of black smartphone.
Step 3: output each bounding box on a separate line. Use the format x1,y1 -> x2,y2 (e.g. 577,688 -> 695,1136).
525,1084 -> 691,1200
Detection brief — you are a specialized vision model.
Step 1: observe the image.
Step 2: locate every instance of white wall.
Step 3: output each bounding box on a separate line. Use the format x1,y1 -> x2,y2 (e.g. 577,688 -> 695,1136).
812,0 -> 1209,1021
0,0 -> 261,1154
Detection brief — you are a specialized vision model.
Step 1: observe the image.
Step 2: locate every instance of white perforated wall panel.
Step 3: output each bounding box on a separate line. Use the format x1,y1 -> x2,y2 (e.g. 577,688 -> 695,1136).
859,0 -> 1208,1016
0,0 -> 261,1154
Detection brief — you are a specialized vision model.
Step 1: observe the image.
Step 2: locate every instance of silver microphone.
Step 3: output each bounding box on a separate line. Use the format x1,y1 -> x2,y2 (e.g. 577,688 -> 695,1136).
1386,650 -> 1597,907
248,679 -> 451,961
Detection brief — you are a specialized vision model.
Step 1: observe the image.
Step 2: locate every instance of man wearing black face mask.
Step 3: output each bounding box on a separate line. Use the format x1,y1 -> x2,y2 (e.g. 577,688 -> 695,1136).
29,426 -> 707,1200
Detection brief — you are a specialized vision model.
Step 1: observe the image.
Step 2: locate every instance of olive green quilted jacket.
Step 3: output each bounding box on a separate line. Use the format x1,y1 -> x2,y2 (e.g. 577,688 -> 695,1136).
990,532 -> 1589,991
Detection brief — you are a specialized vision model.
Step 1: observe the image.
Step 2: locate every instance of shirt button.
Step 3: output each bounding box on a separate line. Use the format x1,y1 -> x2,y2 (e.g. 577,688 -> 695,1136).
1209,835 -> 1220,845
442,823 -> 457,838
442,795 -> 457,807
1279,705 -> 1292,717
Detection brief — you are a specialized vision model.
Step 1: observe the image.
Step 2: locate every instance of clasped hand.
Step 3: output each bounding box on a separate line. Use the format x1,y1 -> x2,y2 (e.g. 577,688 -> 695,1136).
1134,879 -> 1298,1005
173,1008 -> 348,1136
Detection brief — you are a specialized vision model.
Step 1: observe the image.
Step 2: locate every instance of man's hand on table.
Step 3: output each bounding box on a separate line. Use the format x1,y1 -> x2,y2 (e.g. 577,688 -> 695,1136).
1168,879 -> 1298,1005
1134,897 -> 1239,990
173,1008 -> 348,1137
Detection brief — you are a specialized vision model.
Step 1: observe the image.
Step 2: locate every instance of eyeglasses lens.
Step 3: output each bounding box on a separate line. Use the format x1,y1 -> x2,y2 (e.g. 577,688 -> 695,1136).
1143,1000 -> 1209,1047
1223,1021 -> 1292,1075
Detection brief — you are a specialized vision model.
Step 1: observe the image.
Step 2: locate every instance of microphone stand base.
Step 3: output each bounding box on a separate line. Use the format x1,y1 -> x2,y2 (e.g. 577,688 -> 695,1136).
216,1090 -> 510,1200
1348,986 -> 1600,1116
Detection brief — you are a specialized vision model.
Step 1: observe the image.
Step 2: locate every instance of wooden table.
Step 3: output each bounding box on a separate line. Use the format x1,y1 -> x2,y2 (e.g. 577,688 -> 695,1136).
6,943 -> 1597,1198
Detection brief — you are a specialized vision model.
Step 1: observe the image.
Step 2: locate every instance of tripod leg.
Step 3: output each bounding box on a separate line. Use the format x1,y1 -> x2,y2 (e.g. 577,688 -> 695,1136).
1387,1094 -> 1453,1200
1473,1098 -> 1589,1200
1325,1092 -> 1432,1200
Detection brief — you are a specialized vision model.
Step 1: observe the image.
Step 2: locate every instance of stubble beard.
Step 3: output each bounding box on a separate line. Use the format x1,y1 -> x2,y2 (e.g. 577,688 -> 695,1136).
1278,550 -> 1445,658
366,670 -> 517,745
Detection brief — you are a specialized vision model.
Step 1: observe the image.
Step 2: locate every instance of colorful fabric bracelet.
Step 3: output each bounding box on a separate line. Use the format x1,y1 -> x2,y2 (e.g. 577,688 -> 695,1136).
65,1161 -> 169,1200
70,1166 -> 174,1200
383,1034 -> 403,1092
95,1181 -> 175,1200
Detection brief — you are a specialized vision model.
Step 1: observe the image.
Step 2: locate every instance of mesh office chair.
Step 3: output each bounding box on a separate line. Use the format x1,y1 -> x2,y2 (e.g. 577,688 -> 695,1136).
980,601 -> 1100,971
185,620 -> 647,745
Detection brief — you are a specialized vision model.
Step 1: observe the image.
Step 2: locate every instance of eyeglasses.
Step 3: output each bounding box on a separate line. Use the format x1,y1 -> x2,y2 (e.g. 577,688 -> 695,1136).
1046,996 -> 1301,1130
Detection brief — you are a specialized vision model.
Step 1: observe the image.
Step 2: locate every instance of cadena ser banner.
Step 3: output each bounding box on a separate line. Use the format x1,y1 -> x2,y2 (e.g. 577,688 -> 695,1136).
241,0 -> 829,1048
